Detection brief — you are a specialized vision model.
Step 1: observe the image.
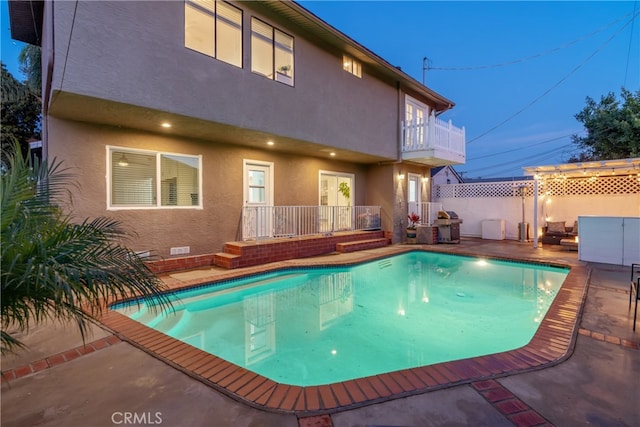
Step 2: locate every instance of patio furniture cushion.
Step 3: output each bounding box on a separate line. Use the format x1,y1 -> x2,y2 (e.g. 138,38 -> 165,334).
560,238 -> 578,251
546,221 -> 566,234
541,220 -> 576,245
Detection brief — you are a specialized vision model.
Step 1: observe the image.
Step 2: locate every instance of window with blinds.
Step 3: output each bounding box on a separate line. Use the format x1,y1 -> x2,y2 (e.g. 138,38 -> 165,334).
109,147 -> 202,209
184,0 -> 242,68
251,17 -> 294,86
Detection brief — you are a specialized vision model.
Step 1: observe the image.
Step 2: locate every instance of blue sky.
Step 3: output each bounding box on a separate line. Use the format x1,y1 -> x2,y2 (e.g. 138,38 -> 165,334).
1,0 -> 22,76
299,1 -> 640,178
2,1 -> 639,178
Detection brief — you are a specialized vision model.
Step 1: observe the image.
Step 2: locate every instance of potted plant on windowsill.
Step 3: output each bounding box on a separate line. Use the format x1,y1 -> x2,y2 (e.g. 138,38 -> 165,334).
278,64 -> 291,75
276,65 -> 292,84
406,212 -> 420,243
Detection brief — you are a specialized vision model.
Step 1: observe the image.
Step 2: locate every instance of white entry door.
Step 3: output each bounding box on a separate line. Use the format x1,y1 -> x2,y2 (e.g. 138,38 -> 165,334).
243,160 -> 274,239
408,173 -> 421,223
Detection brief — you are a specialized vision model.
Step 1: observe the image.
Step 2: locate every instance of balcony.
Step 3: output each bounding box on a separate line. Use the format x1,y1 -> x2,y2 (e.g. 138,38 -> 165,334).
401,113 -> 465,166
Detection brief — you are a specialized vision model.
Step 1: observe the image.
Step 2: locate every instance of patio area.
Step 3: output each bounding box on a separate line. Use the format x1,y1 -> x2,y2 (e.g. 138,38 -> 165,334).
1,238 -> 638,427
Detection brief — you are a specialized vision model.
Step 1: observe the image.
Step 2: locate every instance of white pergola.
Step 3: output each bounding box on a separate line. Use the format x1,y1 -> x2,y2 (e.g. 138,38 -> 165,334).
522,157 -> 640,248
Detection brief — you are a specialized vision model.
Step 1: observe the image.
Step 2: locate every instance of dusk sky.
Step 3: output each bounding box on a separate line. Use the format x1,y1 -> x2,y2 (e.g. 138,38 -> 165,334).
299,1 -> 640,178
2,1 -> 638,178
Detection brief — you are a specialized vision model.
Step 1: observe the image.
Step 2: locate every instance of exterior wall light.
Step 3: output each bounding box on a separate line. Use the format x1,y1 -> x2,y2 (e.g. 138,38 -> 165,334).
117,154 -> 129,167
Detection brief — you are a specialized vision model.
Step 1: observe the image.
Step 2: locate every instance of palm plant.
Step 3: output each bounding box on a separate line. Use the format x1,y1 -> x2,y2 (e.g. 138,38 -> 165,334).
1,145 -> 171,355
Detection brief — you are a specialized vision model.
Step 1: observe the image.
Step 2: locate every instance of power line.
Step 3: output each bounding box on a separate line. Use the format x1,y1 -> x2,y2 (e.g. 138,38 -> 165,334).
466,10 -> 640,145
467,133 -> 578,161
427,11 -> 634,71
460,143 -> 573,176
624,1 -> 639,87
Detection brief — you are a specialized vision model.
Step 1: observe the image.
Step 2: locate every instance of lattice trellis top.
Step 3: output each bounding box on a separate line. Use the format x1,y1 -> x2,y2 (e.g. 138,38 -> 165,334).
434,175 -> 640,199
523,157 -> 640,178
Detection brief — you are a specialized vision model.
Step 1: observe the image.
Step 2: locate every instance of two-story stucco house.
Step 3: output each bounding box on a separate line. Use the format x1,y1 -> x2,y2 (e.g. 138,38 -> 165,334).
9,0 -> 465,270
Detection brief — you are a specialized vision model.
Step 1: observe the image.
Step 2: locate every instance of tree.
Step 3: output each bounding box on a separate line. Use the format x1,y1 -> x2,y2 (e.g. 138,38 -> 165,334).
569,88 -> 640,162
1,145 -> 172,355
18,45 -> 42,95
0,63 -> 41,164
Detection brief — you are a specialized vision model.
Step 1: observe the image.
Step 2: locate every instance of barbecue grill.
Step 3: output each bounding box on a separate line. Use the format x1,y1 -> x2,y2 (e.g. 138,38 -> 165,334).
435,211 -> 462,243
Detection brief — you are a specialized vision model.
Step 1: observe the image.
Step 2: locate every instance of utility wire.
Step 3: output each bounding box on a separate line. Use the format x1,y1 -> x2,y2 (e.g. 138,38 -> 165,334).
482,153 -> 562,178
463,135 -> 587,177
467,133 -> 577,161
428,11 -> 634,71
461,144 -> 573,175
466,10 -> 640,145
624,1 -> 639,87
53,0 -> 79,102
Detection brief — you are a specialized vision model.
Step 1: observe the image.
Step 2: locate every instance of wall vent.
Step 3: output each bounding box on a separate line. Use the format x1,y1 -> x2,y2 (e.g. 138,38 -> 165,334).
170,246 -> 190,255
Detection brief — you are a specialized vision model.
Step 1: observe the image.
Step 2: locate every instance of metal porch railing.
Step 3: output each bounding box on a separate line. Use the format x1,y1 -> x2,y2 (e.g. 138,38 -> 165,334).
242,205 -> 382,241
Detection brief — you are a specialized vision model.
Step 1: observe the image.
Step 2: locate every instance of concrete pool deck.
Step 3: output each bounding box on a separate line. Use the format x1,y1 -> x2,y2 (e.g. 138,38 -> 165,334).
2,238 -> 639,426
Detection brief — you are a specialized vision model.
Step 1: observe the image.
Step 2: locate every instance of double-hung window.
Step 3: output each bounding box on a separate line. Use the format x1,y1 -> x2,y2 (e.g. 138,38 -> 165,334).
251,18 -> 294,86
108,147 -> 202,209
184,0 -> 242,68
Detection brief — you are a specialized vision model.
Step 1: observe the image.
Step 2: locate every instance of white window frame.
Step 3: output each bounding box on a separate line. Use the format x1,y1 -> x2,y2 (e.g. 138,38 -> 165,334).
407,172 -> 422,220
251,17 -> 294,86
342,54 -> 361,78
184,0 -> 243,68
242,159 -> 274,207
106,146 -> 203,210
405,95 -> 430,148
318,170 -> 355,206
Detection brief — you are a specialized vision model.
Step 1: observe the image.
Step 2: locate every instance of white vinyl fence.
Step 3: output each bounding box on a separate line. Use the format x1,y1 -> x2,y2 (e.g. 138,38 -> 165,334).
433,175 -> 640,241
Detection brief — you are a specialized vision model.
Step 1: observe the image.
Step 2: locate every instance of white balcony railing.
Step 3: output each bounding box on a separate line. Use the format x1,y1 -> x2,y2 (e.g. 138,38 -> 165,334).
402,112 -> 465,159
242,205 -> 382,241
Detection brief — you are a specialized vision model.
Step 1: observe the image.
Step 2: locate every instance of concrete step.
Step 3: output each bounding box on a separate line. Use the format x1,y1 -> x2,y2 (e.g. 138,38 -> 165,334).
335,238 -> 389,253
213,252 -> 241,269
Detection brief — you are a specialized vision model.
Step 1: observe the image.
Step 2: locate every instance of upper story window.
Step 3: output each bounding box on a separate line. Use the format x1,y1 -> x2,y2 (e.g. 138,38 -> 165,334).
251,18 -> 294,86
343,54 -> 361,78
184,0 -> 242,68
108,147 -> 202,209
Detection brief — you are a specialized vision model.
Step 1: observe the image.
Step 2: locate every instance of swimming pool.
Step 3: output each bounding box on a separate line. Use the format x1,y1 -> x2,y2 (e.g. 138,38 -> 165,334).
114,251 -> 568,387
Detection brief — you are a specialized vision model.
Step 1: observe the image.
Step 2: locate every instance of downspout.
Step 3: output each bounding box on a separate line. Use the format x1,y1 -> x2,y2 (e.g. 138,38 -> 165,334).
396,80 -> 403,163
378,80 -> 404,165
42,0 -> 55,162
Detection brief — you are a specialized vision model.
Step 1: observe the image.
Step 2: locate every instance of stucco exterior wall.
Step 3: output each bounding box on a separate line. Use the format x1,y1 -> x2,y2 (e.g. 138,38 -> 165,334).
48,118 -> 371,256
48,0 -> 399,158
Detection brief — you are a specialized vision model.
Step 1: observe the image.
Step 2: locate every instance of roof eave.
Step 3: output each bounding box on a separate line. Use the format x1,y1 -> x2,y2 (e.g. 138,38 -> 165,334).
268,1 -> 455,112
8,0 -> 44,46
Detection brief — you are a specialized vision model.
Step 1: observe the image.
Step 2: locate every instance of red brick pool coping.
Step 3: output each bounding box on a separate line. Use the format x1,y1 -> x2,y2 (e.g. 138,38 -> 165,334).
97,248 -> 591,415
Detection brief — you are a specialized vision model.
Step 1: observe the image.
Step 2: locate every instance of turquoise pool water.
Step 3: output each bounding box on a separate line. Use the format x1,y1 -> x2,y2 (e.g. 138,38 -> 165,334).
113,252 -> 568,386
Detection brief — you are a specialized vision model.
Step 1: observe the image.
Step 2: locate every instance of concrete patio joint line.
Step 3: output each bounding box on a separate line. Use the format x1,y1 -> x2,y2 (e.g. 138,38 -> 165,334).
1,335 -> 121,383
